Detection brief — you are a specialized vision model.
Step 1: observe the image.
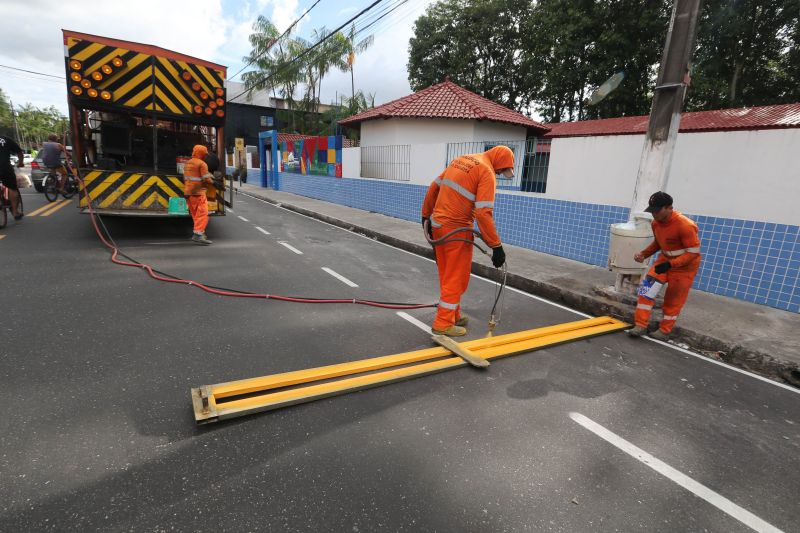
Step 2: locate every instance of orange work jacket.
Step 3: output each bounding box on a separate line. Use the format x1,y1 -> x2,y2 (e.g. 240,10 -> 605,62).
183,145 -> 213,196
421,146 -> 513,248
641,210 -> 702,272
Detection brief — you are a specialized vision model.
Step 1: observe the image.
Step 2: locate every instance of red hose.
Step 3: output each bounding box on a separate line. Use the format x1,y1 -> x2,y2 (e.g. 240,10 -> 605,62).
75,167 -> 436,310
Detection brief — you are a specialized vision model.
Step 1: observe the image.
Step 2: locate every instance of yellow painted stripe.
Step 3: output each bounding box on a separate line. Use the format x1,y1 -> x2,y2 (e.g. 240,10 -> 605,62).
71,42 -> 105,62
126,85 -> 153,108
139,191 -> 160,208
212,321 -> 628,417
28,199 -> 67,216
80,170 -> 104,185
115,68 -> 152,103
154,67 -> 192,111
157,57 -> 202,105
176,60 -> 213,95
83,47 -> 127,80
40,199 -> 72,217
212,317 -> 620,398
122,176 -> 161,206
84,172 -> 124,202
99,175 -> 141,208
98,53 -> 150,90
169,176 -> 185,189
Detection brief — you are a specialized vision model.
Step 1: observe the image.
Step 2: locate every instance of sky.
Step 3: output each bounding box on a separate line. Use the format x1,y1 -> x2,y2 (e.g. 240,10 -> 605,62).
0,0 -> 436,114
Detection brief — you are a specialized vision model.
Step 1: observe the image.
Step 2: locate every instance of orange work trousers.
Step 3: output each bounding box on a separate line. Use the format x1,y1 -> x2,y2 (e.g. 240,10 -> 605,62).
635,263 -> 698,334
187,194 -> 209,234
431,226 -> 474,331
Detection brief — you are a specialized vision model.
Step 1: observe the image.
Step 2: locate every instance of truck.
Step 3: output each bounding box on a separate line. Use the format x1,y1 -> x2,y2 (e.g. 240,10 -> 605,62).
62,30 -> 230,216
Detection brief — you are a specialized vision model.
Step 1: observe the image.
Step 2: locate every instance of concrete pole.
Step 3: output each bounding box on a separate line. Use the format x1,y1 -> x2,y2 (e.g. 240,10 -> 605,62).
629,0 -> 703,219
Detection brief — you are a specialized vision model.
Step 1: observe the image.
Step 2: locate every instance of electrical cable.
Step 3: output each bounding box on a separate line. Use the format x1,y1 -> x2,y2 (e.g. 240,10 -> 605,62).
73,165 -> 436,310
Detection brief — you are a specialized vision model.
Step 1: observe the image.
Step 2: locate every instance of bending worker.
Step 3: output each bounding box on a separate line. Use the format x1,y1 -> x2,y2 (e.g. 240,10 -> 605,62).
421,146 -> 513,337
629,191 -> 701,340
183,144 -> 215,245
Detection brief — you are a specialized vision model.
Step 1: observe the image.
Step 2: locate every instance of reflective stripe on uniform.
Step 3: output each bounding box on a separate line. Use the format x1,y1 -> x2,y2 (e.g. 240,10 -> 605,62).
185,177 -> 203,182
662,314 -> 679,320
434,178 -> 442,185
430,216 -> 442,228
636,303 -> 653,310
474,201 -> 494,208
439,300 -> 459,310
441,179 -> 476,201
662,246 -> 701,257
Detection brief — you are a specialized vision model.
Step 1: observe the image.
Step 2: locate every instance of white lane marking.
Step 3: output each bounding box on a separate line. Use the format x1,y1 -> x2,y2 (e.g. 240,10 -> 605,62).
227,207 -> 234,213
237,215 -> 249,222
643,337 -> 800,394
322,267 -> 358,287
278,241 -> 303,254
397,311 -> 431,333
569,412 -> 785,533
240,191 -> 795,395
255,226 -> 271,235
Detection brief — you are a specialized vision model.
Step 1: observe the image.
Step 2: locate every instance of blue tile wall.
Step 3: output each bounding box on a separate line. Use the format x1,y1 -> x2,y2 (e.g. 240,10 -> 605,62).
267,172 -> 799,314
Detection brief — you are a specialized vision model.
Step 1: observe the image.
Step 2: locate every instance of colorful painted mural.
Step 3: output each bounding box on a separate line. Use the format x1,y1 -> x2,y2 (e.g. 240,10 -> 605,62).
280,135 -> 343,177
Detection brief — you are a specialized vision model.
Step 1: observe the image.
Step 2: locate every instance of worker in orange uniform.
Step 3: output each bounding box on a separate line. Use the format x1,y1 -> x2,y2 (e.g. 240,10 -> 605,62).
628,191 -> 701,340
183,144 -> 215,245
421,146 -> 514,337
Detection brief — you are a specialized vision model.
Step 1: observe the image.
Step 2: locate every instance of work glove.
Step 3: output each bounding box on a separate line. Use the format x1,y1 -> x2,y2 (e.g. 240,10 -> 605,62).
422,216 -> 433,239
654,261 -> 671,274
491,245 -> 506,268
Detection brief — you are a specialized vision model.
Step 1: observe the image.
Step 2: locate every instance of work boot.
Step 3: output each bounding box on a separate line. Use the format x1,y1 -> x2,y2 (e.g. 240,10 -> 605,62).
627,325 -> 647,337
649,329 -> 670,341
455,316 -> 469,327
431,325 -> 467,337
191,233 -> 213,245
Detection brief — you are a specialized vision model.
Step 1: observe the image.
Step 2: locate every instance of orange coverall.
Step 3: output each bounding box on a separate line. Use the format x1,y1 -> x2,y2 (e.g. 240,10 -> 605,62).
421,146 -> 514,331
183,145 -> 214,234
635,210 -> 702,334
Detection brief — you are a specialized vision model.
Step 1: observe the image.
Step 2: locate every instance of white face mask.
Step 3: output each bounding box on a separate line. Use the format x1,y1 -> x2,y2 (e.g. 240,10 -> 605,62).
497,169 -> 514,179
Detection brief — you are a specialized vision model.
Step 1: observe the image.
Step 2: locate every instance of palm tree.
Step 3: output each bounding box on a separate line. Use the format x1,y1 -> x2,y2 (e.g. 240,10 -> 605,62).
308,27 -> 349,114
338,24 -> 374,100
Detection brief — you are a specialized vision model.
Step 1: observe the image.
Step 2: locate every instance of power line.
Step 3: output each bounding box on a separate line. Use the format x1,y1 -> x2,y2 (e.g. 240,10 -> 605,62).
0,64 -> 63,80
229,0 -> 387,103
229,0 -> 324,81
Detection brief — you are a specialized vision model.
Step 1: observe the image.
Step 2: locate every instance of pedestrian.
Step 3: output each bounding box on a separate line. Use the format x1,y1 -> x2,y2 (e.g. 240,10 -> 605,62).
628,191 -> 702,340
421,145 -> 512,337
30,144 -> 38,159
0,134 -> 25,220
183,144 -> 215,245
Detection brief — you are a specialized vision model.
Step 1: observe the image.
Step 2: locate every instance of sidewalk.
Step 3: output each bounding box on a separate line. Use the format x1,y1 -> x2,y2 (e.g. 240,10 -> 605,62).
236,183 -> 800,388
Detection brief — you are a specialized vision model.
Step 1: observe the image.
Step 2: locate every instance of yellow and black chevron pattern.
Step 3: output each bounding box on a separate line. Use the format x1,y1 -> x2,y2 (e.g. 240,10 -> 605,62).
79,170 -> 185,210
66,37 -> 225,121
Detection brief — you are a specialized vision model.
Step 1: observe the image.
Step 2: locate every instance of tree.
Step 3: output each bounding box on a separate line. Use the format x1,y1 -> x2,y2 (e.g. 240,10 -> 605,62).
338,24 -> 374,100
408,0 -> 531,112
686,0 -> 800,110
0,88 -> 13,135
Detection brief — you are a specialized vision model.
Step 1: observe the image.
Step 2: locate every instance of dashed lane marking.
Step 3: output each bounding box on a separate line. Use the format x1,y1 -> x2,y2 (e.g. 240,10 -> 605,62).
397,311 -> 431,333
237,215 -> 249,222
278,241 -> 303,255
570,412 -> 785,533
322,267 -> 358,287
255,226 -> 271,235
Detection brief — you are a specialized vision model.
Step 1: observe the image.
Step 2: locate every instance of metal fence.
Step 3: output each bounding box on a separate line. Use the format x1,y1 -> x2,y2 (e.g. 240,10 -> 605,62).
360,144 -> 411,181
445,138 -> 551,193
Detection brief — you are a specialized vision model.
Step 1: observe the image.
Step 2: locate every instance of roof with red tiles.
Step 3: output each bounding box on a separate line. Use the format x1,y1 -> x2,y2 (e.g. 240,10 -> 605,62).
338,80 -> 548,131
543,103 -> 800,138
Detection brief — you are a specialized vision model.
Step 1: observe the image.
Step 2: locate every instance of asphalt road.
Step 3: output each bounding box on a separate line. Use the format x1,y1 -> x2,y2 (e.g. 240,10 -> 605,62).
1,189 -> 798,532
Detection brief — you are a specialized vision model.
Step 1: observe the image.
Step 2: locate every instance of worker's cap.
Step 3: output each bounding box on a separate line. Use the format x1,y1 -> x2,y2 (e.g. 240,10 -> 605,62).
644,191 -> 673,213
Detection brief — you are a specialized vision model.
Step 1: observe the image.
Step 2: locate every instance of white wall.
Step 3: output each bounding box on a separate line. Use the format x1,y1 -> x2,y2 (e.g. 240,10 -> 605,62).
342,147 -> 361,178
472,121 -> 527,142
545,128 -> 800,225
410,143 -> 447,185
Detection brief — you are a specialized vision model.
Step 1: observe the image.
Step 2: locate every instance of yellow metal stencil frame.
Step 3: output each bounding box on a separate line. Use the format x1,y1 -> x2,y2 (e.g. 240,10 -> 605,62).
191,316 -> 628,424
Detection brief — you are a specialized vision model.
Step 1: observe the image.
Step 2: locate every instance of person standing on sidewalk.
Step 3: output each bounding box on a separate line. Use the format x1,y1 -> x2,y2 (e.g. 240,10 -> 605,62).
421,145 -> 512,337
183,144 -> 215,245
629,191 -> 701,340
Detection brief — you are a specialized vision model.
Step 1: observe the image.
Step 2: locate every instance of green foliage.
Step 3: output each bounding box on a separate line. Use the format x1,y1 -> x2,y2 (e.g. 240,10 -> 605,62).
409,0 -> 799,121
0,89 -> 68,148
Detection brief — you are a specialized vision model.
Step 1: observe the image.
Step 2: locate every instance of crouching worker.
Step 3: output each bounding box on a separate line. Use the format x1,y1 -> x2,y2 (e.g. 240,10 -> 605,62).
629,191 -> 701,340
184,144 -> 215,245
421,145 -> 513,337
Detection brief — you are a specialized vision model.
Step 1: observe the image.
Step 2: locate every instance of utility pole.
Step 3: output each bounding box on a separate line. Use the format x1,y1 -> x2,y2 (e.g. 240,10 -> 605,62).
629,0 -> 703,218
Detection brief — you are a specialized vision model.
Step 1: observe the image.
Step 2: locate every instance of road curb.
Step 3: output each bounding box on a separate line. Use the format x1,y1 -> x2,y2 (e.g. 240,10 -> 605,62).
240,188 -> 799,389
